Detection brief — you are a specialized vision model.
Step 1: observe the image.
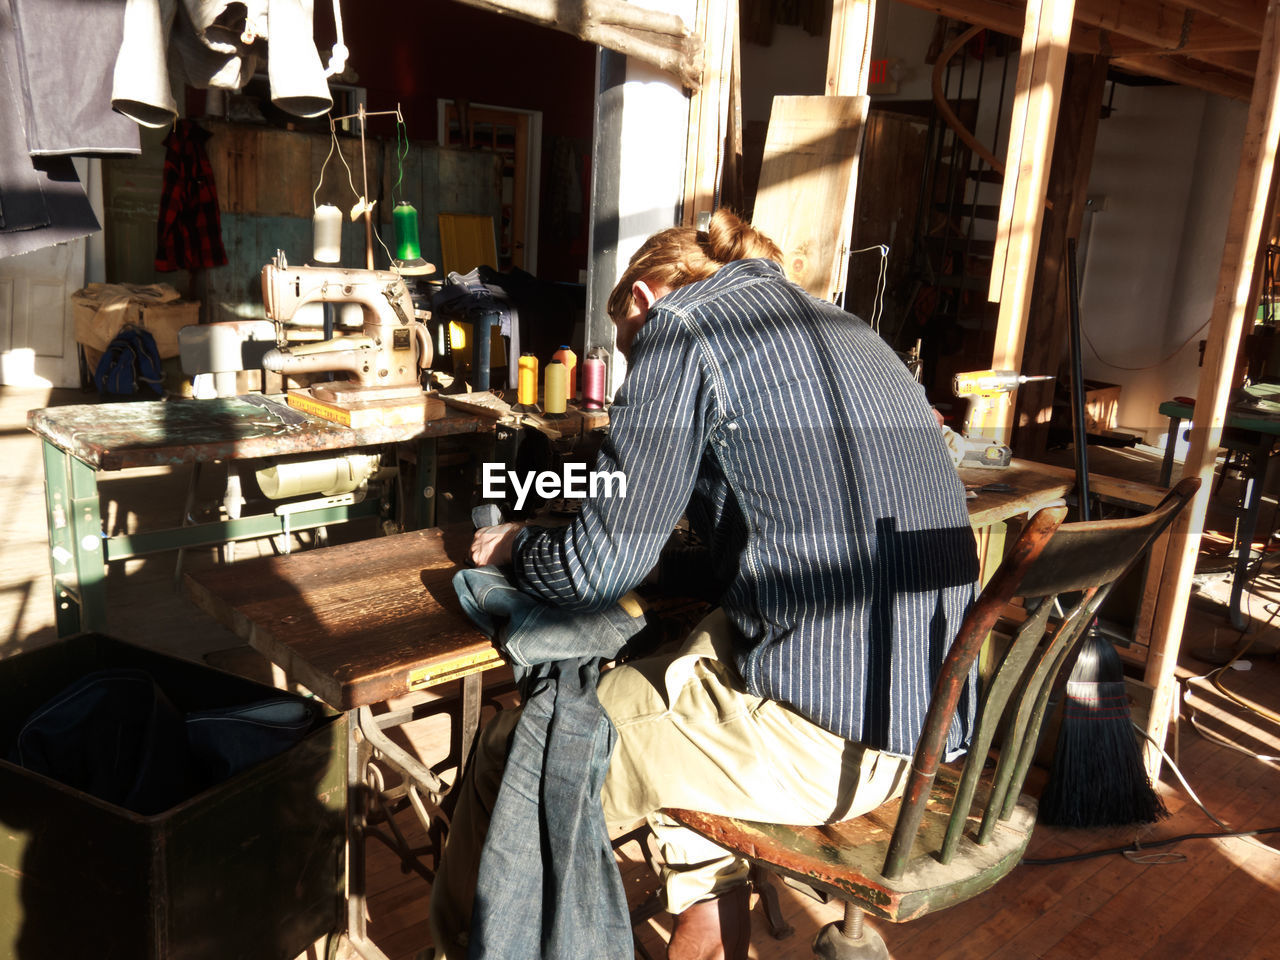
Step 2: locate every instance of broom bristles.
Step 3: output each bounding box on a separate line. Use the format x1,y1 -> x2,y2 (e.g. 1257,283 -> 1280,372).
1038,632 -> 1168,828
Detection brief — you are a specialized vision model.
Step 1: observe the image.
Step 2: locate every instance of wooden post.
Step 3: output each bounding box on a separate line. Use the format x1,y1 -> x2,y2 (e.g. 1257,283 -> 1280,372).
1143,0 -> 1280,779
1015,53 -> 1109,456
826,0 -> 876,95
683,0 -> 737,225
978,0 -> 1077,440
824,0 -> 876,302
721,21 -> 745,213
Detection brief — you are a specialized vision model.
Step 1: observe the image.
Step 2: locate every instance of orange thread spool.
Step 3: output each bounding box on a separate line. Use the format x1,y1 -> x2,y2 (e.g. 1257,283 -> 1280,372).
552,345 -> 578,399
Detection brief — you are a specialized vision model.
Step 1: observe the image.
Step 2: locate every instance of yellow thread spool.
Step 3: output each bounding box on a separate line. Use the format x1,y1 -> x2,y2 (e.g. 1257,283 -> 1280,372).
544,359 -> 567,415
517,353 -> 539,406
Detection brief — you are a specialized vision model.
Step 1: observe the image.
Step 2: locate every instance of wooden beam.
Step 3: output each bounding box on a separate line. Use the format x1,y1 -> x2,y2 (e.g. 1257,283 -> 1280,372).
1106,31 -> 1260,56
1175,0 -> 1264,36
448,0 -> 703,89
827,0 -> 877,95
1082,2 -> 1255,54
683,0 -> 737,224
825,0 -> 877,301
898,0 -> 1256,53
1182,48 -> 1260,77
1111,53 -> 1257,99
721,16 -> 745,212
1143,0 -> 1280,779
1015,52 -> 1109,456
900,0 -> 1047,41
980,0 -> 1076,441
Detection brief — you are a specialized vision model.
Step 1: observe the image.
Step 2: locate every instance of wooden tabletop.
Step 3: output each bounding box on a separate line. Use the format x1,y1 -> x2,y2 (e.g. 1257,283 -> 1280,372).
959,458 -> 1074,528
180,457 -> 1108,712
183,525 -> 500,710
29,395 -> 489,471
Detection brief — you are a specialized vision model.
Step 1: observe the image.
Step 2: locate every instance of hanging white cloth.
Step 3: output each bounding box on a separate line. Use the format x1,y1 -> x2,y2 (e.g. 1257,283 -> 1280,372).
111,0 -> 332,130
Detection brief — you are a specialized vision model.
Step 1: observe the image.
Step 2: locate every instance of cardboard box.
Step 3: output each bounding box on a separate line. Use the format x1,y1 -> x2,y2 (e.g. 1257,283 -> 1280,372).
0,634 -> 346,960
72,283 -> 200,359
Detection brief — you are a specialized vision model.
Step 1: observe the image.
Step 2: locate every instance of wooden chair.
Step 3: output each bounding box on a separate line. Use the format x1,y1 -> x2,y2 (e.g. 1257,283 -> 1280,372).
664,478 -> 1200,959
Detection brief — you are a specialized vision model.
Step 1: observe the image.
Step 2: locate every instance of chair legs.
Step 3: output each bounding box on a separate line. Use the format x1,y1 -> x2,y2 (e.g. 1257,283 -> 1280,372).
749,866 -> 793,940
812,904 -> 888,960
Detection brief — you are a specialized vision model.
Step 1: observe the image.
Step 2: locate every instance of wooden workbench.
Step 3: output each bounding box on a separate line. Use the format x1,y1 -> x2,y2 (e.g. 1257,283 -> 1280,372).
182,457 -> 1080,716
958,458 -> 1071,528
183,525 -> 499,710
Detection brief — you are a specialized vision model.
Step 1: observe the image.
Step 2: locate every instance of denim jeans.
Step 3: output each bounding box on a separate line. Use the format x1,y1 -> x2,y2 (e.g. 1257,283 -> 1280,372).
450,567 -> 647,960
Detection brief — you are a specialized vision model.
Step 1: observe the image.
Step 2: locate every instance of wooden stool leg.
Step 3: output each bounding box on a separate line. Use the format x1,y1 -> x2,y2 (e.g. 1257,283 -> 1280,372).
749,866 -> 793,939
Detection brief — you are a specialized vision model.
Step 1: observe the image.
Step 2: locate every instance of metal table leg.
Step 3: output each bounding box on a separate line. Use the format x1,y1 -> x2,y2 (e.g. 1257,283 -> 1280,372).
345,708 -> 392,960
1159,415 -> 1182,488
341,674 -> 492,958
417,437 -> 438,530
41,439 -> 107,637
1228,443 -> 1278,631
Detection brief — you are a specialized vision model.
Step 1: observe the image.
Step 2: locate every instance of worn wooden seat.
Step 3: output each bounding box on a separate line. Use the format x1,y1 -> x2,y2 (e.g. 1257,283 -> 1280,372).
665,478 -> 1200,958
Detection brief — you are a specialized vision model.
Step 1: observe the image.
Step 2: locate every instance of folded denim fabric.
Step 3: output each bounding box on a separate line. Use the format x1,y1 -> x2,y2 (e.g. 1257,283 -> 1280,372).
452,565 -> 645,671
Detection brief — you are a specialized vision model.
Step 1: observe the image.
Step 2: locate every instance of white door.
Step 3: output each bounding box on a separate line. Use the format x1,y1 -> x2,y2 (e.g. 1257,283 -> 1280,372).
0,238 -> 85,388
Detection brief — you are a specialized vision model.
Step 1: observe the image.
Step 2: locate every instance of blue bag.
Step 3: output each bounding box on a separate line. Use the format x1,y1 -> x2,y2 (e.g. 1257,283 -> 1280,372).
94,325 -> 165,397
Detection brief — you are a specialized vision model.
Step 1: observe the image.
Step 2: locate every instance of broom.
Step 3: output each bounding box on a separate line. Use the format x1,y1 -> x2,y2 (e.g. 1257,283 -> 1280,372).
1036,238 -> 1167,828
1037,633 -> 1168,826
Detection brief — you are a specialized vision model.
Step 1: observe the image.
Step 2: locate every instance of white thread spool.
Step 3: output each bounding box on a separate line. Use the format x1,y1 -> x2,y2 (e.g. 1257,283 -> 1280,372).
312,204 -> 342,264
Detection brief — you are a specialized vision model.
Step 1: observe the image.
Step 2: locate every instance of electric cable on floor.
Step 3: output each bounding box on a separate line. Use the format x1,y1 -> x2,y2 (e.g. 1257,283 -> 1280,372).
1180,586 -> 1280,764
1021,825 -> 1280,866
1132,724 -> 1227,830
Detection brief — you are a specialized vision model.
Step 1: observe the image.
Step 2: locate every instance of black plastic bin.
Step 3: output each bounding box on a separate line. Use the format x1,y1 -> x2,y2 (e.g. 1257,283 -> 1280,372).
0,633 -> 347,960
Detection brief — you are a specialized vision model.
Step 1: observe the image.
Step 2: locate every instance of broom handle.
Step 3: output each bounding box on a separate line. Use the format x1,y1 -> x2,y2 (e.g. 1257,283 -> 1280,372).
1066,237 -> 1092,523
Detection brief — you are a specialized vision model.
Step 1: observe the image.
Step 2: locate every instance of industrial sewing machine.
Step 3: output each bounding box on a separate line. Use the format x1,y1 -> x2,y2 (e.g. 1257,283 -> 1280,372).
260,255 -> 436,424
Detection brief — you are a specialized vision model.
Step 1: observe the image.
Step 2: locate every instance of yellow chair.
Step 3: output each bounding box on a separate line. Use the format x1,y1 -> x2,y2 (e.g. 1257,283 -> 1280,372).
438,213 -> 505,370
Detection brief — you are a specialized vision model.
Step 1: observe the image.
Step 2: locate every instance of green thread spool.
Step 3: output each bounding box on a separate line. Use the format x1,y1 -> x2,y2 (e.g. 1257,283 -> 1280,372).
393,201 -> 422,261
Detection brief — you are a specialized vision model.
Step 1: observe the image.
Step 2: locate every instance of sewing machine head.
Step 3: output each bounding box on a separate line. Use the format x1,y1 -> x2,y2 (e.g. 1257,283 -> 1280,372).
260,257 -> 432,396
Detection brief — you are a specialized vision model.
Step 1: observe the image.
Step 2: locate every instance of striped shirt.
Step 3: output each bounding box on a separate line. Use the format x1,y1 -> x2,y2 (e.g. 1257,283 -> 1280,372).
511,258 -> 979,757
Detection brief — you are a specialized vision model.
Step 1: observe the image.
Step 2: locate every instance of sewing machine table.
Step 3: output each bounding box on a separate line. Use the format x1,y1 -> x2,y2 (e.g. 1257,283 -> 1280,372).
183,525 -> 505,960
28,396 -> 489,638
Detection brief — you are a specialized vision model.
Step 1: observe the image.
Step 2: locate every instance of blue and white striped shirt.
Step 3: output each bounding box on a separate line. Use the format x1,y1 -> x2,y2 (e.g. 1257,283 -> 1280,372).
512,258 -> 979,757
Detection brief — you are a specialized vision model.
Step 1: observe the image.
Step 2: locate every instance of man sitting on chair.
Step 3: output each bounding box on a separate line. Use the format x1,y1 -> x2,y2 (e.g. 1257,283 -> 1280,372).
431,209 -> 979,959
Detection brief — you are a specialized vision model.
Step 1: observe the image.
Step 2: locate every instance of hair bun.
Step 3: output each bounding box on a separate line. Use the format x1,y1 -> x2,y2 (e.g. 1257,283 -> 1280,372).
706,209 -> 783,265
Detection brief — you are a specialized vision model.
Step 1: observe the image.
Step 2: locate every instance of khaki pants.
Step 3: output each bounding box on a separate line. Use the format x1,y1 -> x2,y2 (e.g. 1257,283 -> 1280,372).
429,608 -> 909,958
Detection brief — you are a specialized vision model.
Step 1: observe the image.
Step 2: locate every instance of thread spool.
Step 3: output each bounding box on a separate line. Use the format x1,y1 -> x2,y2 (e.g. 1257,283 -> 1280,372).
544,359 -> 567,417
582,350 -> 606,411
256,453 -> 380,500
393,201 -> 422,261
516,353 -> 539,409
552,344 -> 578,400
312,204 -> 342,264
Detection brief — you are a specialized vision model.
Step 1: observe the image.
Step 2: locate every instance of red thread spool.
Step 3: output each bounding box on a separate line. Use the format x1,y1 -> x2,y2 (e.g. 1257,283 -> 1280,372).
582,352 -> 606,411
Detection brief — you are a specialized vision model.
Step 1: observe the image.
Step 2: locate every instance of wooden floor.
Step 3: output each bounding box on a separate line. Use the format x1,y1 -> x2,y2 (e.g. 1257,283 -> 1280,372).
2,384 -> 1278,960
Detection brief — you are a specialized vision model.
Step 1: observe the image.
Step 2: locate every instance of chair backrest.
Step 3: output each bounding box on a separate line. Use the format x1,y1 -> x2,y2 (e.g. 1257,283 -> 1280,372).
881,476 -> 1200,880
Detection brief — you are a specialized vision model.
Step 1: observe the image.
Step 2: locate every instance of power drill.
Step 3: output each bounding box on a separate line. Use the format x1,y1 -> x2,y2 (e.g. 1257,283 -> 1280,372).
951,369 -> 1054,468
